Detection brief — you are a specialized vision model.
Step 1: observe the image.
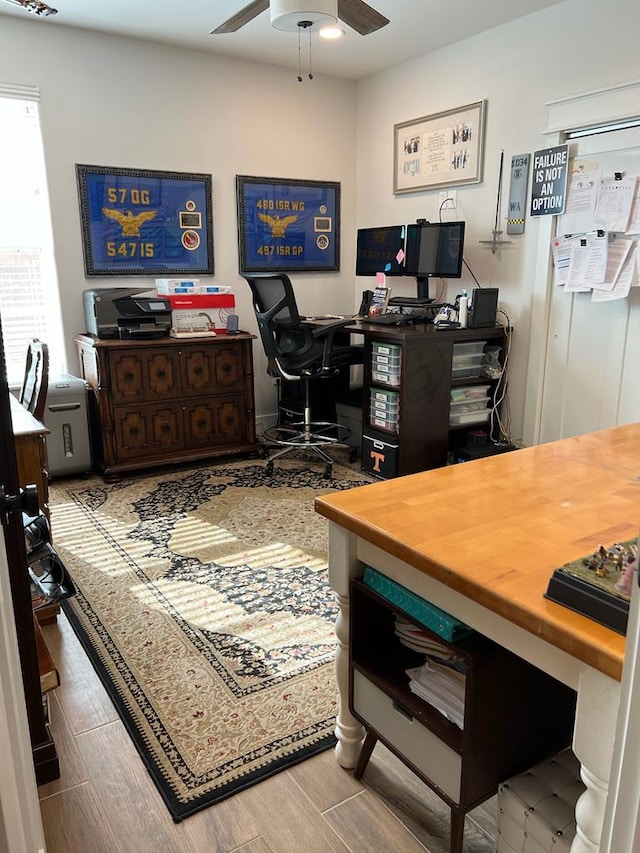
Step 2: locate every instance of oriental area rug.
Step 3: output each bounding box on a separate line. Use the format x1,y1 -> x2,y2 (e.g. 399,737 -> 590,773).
48,458 -> 370,821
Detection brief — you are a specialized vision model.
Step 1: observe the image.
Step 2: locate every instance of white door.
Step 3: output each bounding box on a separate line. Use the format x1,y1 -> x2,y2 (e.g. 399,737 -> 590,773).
0,310 -> 47,852
538,126 -> 640,443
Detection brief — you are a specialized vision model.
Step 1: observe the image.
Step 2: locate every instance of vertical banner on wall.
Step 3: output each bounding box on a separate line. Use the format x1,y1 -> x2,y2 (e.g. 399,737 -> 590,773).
507,153 -> 530,234
530,144 -> 569,217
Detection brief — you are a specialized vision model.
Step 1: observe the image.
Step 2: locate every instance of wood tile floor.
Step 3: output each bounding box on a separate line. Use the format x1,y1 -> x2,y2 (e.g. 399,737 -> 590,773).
39,614 -> 496,853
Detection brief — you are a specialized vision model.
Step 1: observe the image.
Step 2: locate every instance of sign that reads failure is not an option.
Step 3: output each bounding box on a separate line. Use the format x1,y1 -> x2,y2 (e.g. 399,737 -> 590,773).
530,144 -> 569,217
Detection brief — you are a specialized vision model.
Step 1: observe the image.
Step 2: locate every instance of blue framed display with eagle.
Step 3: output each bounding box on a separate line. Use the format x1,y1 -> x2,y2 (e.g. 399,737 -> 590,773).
236,175 -> 340,272
76,164 -> 214,276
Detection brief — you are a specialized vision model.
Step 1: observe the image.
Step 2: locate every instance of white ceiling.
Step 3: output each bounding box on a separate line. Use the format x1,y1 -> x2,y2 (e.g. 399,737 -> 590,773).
0,0 -> 568,80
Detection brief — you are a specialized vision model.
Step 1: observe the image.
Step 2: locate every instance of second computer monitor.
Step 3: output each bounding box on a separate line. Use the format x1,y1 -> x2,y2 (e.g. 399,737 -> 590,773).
404,221 -> 465,301
355,224 -> 406,276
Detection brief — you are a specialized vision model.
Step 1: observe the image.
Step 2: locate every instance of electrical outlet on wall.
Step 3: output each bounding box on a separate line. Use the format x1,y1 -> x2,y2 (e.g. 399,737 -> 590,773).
439,190 -> 457,209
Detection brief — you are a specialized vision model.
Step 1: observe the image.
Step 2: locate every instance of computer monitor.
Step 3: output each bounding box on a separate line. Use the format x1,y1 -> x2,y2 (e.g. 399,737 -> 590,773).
355,225 -> 406,276
402,221 -> 466,303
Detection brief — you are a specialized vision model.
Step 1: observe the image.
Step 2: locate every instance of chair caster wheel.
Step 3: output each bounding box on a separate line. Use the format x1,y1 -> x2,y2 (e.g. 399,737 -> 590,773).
265,460 -> 274,476
324,464 -> 332,479
348,449 -> 358,464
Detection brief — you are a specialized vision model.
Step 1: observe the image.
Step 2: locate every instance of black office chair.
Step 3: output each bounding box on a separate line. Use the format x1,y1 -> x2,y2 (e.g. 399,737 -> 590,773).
243,272 -> 363,478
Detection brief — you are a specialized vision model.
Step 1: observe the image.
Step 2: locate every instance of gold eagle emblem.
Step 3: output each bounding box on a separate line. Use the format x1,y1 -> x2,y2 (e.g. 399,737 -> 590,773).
102,207 -> 158,237
258,213 -> 298,238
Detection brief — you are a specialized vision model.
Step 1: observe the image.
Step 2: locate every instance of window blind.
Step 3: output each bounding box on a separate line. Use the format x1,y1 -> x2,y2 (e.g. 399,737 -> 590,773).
0,86 -> 64,386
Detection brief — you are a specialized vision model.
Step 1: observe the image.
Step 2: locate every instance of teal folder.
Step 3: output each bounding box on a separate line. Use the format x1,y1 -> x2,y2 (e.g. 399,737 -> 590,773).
363,567 -> 474,642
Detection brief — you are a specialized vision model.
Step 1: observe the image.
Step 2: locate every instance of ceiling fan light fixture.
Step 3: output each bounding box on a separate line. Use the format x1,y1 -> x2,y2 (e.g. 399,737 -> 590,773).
318,25 -> 344,39
270,0 -> 338,32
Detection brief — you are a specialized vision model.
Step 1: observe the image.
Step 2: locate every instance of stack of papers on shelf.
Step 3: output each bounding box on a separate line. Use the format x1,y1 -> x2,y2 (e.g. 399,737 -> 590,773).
406,659 -> 466,729
394,618 -> 464,665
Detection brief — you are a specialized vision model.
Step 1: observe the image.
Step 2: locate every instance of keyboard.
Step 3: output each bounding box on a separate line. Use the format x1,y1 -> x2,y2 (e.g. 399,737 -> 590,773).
365,311 -> 434,326
364,313 -> 410,325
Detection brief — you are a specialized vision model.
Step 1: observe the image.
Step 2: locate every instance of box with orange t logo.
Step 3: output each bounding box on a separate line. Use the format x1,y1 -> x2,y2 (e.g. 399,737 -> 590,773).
361,433 -> 399,480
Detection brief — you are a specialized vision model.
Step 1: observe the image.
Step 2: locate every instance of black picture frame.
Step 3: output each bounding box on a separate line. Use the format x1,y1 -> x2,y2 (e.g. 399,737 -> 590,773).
236,175 -> 340,273
76,164 -> 214,276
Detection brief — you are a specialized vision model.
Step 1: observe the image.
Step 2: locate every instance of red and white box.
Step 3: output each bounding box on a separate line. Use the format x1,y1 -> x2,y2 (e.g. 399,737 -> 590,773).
168,293 -> 235,334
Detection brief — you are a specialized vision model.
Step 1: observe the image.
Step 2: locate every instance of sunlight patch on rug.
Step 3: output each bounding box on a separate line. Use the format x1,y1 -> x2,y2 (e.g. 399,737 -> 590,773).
50,458 -> 372,819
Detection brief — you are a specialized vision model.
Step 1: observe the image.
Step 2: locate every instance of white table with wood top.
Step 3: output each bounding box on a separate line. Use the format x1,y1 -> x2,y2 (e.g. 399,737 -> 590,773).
315,424 -> 640,853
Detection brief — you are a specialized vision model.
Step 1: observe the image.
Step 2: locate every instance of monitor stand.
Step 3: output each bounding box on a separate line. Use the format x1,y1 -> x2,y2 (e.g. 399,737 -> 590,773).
388,276 -> 434,308
388,296 -> 434,307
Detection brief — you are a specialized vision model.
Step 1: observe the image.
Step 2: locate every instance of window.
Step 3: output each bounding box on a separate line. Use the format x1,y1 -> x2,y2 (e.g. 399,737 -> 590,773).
0,86 -> 64,386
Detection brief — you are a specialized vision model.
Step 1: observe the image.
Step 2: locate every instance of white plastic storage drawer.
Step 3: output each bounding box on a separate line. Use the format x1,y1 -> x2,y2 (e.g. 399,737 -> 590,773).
372,341 -> 402,358
449,397 -> 490,415
453,341 -> 487,356
369,408 -> 399,433
370,388 -> 400,414
371,369 -> 401,387
451,355 -> 484,379
450,410 -> 490,426
372,352 -> 402,370
352,671 -> 462,801
450,385 -> 491,403
371,341 -> 402,385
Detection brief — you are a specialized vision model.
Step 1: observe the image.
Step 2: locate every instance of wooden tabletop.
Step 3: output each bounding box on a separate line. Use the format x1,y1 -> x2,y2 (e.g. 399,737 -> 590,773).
316,424 -> 640,681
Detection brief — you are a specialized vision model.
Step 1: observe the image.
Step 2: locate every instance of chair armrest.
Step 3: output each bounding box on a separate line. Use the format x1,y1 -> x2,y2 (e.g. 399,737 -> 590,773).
310,320 -> 357,375
310,318 -> 353,341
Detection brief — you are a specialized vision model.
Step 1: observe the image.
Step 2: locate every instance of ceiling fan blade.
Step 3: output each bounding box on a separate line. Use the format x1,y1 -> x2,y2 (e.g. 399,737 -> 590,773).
210,0 -> 270,34
337,0 -> 389,35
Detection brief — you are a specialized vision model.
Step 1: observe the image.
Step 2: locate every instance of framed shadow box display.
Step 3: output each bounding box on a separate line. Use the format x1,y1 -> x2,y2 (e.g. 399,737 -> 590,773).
394,100 -> 486,194
236,175 -> 340,273
76,164 -> 214,276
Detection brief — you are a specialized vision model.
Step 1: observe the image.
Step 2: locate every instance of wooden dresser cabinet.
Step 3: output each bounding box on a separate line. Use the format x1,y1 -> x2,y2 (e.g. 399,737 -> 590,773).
75,333 -> 259,481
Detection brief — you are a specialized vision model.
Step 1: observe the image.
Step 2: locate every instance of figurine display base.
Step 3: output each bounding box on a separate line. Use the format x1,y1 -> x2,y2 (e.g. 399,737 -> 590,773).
545,569 -> 629,636
544,540 -> 636,636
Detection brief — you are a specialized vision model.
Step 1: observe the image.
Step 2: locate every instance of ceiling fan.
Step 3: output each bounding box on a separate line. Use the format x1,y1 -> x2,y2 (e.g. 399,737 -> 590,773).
211,0 -> 389,36
3,0 -> 57,15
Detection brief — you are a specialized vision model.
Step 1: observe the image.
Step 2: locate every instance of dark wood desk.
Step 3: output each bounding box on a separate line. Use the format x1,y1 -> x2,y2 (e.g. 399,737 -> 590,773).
316,424 -> 640,852
8,393 -> 60,783
343,319 -> 507,477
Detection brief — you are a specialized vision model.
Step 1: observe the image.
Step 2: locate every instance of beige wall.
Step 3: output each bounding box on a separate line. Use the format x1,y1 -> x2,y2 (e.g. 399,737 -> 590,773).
0,19 -> 358,425
355,0 -> 640,443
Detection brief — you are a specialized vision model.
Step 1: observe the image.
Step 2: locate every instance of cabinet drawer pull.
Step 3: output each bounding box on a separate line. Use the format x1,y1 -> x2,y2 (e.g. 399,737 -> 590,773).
392,701 -> 413,723
157,369 -> 167,379
194,366 -> 203,376
161,424 -> 171,434
222,364 -> 232,374
125,371 -> 135,382
130,427 -> 140,437
198,418 -> 207,429
225,416 -> 235,426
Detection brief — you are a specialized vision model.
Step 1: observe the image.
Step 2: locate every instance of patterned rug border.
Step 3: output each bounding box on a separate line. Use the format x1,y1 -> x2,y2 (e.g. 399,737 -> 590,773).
55,458 -> 372,821
63,595 -> 337,821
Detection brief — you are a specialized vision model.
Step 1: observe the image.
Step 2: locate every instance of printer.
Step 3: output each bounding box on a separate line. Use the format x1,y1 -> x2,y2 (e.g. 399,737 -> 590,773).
83,288 -> 172,339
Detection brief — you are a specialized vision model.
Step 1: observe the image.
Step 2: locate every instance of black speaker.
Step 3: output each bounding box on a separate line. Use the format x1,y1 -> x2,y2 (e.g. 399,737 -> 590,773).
468,288 -> 499,328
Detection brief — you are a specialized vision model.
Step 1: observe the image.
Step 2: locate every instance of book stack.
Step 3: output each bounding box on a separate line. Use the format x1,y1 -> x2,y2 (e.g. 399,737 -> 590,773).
406,659 -> 466,729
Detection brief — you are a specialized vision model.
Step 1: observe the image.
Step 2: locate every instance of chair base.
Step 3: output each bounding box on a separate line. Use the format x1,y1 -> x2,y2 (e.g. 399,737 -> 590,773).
262,420 -> 354,478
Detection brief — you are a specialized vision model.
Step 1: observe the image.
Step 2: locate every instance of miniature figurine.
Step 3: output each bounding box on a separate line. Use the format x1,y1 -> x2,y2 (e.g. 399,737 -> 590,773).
615,544 -> 638,597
